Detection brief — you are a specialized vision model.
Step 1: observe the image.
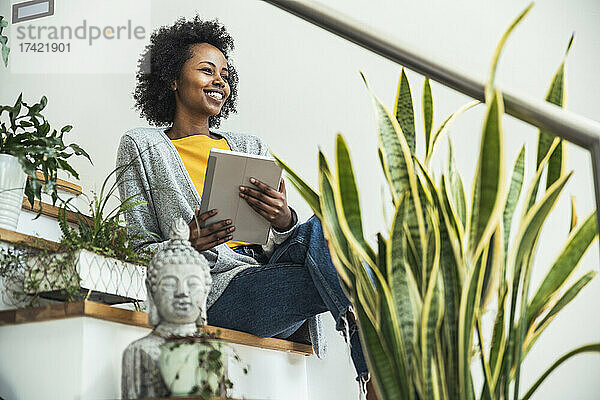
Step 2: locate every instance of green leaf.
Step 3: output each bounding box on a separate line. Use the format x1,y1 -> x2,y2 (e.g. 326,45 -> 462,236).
394,69 -> 416,154
1,42 -> 9,68
531,271 -> 596,345
458,252 -> 487,400
521,343 -> 600,400
523,137 -> 560,216
360,71 -> 427,264
526,211 -> 597,331
423,78 -> 433,155
335,134 -> 377,266
273,153 -> 322,219
536,33 -> 573,193
508,171 -> 572,399
468,89 -> 505,261
427,100 -> 479,165
354,298 -> 412,400
569,195 -> 577,233
486,3 -> 534,98
503,146 -> 525,266
421,210 -> 444,400
388,195 -> 418,355
446,139 -> 467,231
318,151 -> 355,295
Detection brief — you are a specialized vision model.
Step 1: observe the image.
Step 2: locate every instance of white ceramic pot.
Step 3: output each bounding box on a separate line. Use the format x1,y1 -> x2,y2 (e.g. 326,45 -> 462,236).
24,249 -> 148,303
159,339 -> 229,397
0,154 -> 27,231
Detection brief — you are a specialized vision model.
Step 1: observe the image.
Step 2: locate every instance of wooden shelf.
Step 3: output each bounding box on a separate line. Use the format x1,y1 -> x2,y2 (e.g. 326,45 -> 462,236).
0,227 -> 59,251
33,171 -> 82,195
0,301 -> 313,356
21,197 -> 92,225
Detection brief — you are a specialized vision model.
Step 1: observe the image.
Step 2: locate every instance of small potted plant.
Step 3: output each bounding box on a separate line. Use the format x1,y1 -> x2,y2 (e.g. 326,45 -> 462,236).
0,93 -> 91,230
21,162 -> 157,305
0,15 -> 9,67
159,331 -> 233,398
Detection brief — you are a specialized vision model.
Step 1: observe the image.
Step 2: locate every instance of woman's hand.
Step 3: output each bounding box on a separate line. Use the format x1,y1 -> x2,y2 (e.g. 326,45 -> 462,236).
239,177 -> 293,231
188,208 -> 235,252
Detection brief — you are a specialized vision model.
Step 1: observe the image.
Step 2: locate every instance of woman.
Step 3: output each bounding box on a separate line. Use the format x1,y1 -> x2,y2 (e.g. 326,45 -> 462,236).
116,15 -> 374,397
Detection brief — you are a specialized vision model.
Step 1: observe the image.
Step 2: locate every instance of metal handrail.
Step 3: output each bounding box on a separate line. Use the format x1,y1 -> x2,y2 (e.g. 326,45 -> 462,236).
262,0 -> 600,239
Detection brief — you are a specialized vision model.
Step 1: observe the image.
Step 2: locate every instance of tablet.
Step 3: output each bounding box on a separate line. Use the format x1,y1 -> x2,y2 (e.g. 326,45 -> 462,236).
198,148 -> 283,244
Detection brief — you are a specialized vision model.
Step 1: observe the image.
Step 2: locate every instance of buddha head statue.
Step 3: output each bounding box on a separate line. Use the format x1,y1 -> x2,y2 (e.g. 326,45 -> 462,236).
146,218 -> 212,328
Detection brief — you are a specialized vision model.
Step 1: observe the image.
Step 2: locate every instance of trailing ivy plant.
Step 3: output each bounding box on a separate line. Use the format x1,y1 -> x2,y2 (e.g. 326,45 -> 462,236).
0,93 -> 91,212
0,243 -> 81,307
0,15 -> 8,67
160,329 -> 248,399
275,4 -> 599,400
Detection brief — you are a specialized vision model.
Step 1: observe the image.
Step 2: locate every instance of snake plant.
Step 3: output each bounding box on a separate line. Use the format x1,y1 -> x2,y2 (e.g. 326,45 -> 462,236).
274,4 -> 599,400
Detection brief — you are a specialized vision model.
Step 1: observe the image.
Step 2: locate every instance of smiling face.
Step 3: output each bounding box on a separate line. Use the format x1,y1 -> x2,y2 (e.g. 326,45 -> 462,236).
171,42 -> 231,120
153,264 -> 208,325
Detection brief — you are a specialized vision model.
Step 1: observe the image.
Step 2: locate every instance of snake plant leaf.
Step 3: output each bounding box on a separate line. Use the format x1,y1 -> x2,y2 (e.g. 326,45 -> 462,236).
439,217 -> 462,400
486,3 -> 534,98
523,270 -> 596,359
361,71 -> 427,267
526,211 -> 598,330
486,281 -> 508,399
354,298 -> 413,400
378,146 -> 396,206
523,137 -> 560,215
317,151 -> 355,293
569,195 -> 577,233
536,33 -> 573,193
468,89 -> 505,261
273,153 -> 322,219
334,134 -> 377,267
377,233 -> 388,284
394,69 -> 416,154
446,139 -> 468,231
458,251 -> 488,400
439,184 -> 465,282
423,78 -> 434,155
503,146 -> 526,264
421,210 -> 444,400
426,101 -> 479,164
368,246 -> 413,398
480,226 -> 504,311
389,194 -> 418,352
508,171 -> 573,399
521,343 -> 600,400
361,71 -> 425,236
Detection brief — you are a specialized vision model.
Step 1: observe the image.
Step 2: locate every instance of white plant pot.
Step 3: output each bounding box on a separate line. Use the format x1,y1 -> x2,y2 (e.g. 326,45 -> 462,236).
159,339 -> 229,397
24,249 -> 147,304
0,154 -> 27,231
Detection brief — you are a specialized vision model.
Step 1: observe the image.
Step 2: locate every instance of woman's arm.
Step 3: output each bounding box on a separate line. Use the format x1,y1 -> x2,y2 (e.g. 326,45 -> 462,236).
115,134 -> 169,255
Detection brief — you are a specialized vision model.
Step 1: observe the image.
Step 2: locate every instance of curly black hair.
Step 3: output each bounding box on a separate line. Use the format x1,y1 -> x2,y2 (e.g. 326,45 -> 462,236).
133,15 -> 239,129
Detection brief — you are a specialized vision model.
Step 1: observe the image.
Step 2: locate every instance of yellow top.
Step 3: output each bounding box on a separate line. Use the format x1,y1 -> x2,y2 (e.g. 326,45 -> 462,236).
171,134 -> 250,249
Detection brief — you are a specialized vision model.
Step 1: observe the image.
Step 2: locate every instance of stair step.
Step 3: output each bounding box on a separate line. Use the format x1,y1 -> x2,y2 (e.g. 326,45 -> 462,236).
0,301 -> 311,399
0,300 -> 313,355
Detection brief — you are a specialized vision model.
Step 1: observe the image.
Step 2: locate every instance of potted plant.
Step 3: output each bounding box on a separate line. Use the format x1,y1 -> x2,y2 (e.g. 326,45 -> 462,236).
159,331 -> 233,398
0,15 -> 8,67
275,4 -> 599,399
21,161 -> 158,305
0,93 -> 91,230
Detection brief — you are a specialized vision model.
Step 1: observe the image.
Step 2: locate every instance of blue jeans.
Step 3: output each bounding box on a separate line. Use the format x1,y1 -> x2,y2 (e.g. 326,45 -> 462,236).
206,215 -> 369,381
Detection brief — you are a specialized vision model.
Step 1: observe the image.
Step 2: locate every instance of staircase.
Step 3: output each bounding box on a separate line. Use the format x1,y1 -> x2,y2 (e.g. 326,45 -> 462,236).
0,180 -> 329,400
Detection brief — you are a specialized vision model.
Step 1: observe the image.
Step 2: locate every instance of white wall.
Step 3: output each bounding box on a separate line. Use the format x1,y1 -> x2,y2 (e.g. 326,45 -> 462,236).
1,0 -> 599,398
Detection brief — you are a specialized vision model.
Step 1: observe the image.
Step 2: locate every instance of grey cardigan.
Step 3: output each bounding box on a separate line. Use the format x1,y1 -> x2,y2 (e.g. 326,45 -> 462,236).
115,126 -> 326,358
